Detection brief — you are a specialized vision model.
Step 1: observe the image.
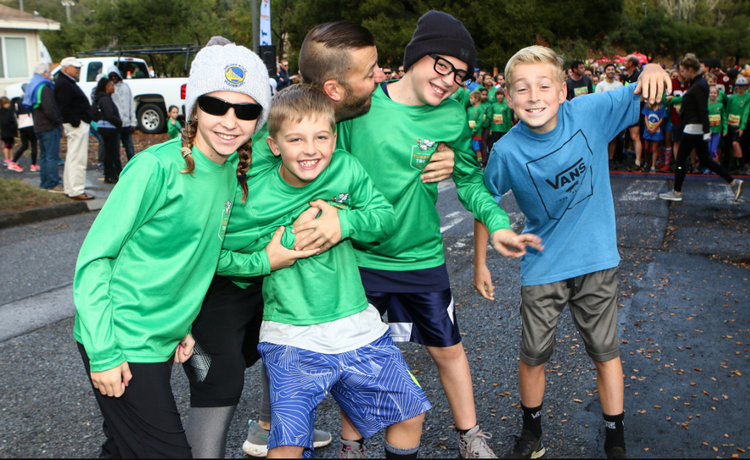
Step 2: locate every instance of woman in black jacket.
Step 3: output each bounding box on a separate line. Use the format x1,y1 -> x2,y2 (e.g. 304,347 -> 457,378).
92,77 -> 122,183
660,54 -> 743,202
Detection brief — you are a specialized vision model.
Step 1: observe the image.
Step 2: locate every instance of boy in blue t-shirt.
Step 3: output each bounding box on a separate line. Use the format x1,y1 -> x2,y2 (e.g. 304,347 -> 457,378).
476,46 -> 671,459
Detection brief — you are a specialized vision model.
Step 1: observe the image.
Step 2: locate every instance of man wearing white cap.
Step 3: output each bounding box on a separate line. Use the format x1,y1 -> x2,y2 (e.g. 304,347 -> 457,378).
55,57 -> 95,200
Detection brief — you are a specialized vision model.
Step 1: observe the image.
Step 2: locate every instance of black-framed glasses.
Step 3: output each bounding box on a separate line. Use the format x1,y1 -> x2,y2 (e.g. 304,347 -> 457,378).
197,95 -> 263,121
429,54 -> 469,84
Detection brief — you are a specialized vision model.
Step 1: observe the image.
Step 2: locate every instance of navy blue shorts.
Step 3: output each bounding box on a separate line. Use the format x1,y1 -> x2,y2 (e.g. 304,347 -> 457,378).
360,265 -> 460,347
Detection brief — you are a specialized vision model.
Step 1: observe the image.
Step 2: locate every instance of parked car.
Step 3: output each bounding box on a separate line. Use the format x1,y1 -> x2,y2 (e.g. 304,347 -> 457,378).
4,57 -> 188,134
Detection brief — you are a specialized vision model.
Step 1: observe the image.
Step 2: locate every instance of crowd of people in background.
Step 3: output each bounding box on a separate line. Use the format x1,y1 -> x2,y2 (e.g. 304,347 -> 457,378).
435,54 -> 750,178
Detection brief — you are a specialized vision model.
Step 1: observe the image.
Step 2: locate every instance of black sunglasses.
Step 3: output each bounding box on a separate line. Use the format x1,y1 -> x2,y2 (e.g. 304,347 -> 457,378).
429,54 -> 469,84
197,95 -> 263,121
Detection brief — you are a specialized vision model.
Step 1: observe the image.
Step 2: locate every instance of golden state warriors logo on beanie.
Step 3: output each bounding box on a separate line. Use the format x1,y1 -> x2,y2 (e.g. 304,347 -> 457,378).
185,36 -> 271,133
224,64 -> 246,87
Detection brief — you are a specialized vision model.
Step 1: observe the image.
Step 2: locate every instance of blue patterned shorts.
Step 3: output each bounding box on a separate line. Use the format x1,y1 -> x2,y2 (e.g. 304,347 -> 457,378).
258,332 -> 431,457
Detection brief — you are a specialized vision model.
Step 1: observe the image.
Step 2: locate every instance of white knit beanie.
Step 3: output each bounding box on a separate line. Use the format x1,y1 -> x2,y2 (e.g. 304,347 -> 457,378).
185,36 -> 271,133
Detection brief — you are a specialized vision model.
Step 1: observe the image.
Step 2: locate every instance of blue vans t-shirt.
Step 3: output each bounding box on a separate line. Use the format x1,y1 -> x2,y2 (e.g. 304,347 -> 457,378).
484,85 -> 640,286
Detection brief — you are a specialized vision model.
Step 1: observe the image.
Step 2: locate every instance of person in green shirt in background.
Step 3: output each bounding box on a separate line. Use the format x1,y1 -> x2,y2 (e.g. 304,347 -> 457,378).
220,84 -> 430,459
73,36 -> 272,458
487,89 -> 512,164
725,76 -> 750,173
338,11 -> 542,458
451,84 -> 472,109
467,90 -> 484,164
483,73 -> 497,103
708,85 -> 728,167
478,87 -> 491,166
167,105 -> 182,139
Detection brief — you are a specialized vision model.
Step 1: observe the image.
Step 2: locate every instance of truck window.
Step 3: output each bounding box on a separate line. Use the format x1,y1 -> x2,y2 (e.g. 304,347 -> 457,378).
117,62 -> 149,79
87,62 -> 103,82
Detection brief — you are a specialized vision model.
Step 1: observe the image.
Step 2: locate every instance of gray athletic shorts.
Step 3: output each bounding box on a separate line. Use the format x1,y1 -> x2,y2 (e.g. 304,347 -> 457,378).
519,267 -> 620,366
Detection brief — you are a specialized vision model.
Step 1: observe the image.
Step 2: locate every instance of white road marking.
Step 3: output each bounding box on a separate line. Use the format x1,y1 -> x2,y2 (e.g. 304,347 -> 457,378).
619,180 -> 664,202
441,211 -> 468,233
706,182 -> 734,202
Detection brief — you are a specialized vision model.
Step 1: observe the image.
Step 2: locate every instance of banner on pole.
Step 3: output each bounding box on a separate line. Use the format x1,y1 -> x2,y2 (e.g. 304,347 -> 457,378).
260,0 -> 272,46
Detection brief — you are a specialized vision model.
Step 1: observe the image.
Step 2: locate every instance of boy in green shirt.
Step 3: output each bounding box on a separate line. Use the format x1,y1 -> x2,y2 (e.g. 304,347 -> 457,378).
219,84 -> 431,459
338,11 -> 541,458
708,85 -> 728,164
467,90 -> 484,163
487,89 -> 512,160
726,76 -> 750,172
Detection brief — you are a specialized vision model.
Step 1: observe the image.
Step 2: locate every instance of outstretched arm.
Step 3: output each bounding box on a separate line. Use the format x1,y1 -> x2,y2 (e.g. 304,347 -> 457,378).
635,64 -> 672,104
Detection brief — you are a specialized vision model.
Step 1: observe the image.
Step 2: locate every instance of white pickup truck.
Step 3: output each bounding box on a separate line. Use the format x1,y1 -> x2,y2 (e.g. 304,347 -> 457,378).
3,56 -> 188,134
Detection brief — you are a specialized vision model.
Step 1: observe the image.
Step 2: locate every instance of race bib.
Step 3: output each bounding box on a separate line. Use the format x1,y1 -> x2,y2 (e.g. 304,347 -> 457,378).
709,114 -> 721,126
728,114 -> 741,126
468,120 -> 476,129
493,113 -> 503,124
647,120 -> 658,129
574,86 -> 588,97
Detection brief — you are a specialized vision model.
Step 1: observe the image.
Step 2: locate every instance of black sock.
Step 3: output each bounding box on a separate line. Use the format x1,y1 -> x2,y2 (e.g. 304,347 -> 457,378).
521,403 -> 543,438
603,412 -> 626,452
456,427 -> 471,436
384,440 -> 419,459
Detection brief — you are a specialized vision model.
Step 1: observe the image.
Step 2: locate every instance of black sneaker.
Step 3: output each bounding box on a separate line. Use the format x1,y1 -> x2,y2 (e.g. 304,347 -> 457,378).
504,430 -> 545,458
605,446 -> 627,459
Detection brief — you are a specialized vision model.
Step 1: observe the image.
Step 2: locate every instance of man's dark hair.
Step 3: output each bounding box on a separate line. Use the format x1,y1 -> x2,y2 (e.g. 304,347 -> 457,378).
626,55 -> 639,68
298,22 -> 376,88
570,59 -> 584,71
604,63 -> 616,72
708,58 -> 722,70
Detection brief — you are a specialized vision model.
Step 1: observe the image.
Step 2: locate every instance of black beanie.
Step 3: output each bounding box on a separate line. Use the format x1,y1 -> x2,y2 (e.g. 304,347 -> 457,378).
403,11 -> 477,74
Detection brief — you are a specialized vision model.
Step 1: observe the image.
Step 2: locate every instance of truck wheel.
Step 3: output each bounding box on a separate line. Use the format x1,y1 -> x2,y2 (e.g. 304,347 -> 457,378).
137,103 -> 166,134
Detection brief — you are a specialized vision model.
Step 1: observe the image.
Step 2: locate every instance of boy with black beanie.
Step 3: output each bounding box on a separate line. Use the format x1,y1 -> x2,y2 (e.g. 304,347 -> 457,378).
338,10 -> 542,458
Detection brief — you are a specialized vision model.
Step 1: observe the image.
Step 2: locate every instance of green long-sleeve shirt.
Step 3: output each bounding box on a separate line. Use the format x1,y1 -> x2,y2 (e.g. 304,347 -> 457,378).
74,138 -> 238,372
489,101 -> 512,133
708,101 -> 728,134
467,105 -> 483,138
337,84 -> 510,271
167,119 -> 182,139
726,93 -> 750,130
217,151 -> 395,325
451,86 -> 472,109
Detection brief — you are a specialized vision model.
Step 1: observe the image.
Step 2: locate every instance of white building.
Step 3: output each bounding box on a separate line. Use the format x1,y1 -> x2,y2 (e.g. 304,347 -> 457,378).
0,4 -> 60,95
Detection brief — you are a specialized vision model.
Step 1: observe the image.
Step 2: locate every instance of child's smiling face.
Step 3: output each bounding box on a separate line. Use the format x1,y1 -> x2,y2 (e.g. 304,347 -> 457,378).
506,62 -> 566,134
267,115 -> 336,187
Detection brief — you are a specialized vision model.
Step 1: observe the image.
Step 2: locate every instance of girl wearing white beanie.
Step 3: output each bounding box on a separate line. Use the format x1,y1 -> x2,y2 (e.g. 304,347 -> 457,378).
73,37 -> 272,457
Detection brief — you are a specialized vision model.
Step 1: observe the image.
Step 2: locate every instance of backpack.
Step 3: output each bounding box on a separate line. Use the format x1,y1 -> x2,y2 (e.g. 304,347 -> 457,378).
91,98 -> 103,122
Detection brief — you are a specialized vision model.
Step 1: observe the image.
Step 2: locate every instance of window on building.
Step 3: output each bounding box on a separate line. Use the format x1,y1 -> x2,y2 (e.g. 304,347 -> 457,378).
0,36 -> 29,79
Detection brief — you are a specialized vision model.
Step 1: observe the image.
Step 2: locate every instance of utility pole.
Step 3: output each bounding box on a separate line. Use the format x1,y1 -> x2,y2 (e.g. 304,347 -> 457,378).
18,0 -> 23,12
251,0 -> 259,54
61,1 -> 74,22
642,2 -> 647,18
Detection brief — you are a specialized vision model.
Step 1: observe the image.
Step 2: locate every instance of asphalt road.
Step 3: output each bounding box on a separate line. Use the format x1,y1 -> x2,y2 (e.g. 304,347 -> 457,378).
0,174 -> 748,458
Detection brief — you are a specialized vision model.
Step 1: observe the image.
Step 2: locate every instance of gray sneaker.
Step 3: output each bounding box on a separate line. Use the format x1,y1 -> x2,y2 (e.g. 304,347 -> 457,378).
242,420 -> 332,457
659,190 -> 683,202
339,439 -> 367,458
731,179 -> 744,201
458,425 -> 497,458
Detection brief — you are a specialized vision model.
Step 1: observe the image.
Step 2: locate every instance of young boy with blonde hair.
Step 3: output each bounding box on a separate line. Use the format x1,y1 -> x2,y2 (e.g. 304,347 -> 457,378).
217,84 -> 431,459
477,45 -> 671,458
